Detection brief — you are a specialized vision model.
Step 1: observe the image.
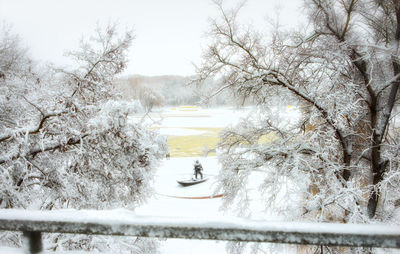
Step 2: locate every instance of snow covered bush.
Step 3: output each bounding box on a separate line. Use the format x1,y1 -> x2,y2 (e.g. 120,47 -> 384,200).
0,23 -> 167,252
197,0 -> 400,253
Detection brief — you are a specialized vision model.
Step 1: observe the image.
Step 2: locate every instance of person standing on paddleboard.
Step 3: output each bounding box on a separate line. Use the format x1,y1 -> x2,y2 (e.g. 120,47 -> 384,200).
193,160 -> 203,180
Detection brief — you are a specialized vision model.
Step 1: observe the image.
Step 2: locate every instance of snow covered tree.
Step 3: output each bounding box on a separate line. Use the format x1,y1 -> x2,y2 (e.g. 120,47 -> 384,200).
139,86 -> 165,112
0,23 -> 167,252
197,0 -> 400,252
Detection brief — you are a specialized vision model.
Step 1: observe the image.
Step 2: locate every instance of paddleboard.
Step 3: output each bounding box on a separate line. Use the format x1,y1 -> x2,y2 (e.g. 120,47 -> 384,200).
177,177 -> 208,187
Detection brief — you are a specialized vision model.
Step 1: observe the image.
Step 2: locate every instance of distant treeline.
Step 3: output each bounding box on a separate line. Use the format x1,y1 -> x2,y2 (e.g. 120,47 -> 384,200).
114,75 -> 237,109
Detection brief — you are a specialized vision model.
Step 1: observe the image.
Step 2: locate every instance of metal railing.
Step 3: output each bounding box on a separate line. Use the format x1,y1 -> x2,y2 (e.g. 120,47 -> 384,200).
0,209 -> 399,253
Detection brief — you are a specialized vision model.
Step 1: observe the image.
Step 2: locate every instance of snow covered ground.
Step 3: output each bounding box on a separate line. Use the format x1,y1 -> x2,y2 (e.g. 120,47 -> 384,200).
135,106 -> 250,253
136,106 -> 252,129
135,156 -> 227,253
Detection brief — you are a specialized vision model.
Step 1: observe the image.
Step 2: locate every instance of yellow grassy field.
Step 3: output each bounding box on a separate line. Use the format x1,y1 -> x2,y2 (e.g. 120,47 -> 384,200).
166,127 -> 221,157
164,127 -> 277,157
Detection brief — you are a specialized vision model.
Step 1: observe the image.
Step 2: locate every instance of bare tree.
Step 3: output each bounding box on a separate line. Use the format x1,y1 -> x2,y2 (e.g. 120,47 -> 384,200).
197,0 -> 400,229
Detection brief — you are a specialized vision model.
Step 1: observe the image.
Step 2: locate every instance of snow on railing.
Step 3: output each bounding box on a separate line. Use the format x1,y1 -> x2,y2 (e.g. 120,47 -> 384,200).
0,209 -> 399,253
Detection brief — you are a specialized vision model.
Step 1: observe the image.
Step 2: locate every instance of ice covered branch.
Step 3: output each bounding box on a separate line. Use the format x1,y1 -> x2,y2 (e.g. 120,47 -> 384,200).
0,134 -> 88,164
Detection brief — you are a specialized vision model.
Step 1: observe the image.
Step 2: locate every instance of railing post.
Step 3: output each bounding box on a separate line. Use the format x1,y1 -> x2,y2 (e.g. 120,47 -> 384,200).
22,231 -> 43,254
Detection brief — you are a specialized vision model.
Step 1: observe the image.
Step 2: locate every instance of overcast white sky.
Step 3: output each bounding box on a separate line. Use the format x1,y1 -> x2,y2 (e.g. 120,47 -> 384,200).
0,0 -> 304,77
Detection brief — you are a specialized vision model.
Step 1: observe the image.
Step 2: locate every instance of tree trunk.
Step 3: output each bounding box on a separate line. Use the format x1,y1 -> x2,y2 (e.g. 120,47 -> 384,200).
367,57 -> 400,218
